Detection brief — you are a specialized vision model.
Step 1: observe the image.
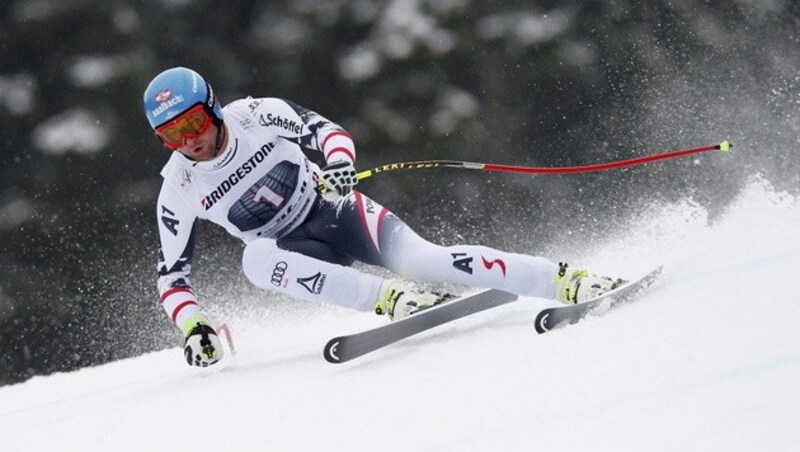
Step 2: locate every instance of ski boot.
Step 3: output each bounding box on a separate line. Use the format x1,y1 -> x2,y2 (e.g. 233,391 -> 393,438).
182,315 -> 224,367
555,262 -> 625,304
374,280 -> 446,320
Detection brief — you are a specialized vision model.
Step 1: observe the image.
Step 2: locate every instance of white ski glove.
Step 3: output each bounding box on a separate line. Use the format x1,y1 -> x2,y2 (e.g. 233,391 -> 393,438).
319,161 -> 357,200
183,320 -> 224,367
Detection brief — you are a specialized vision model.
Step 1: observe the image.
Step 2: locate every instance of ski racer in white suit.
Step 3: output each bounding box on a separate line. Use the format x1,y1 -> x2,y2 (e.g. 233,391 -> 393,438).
143,67 -> 622,367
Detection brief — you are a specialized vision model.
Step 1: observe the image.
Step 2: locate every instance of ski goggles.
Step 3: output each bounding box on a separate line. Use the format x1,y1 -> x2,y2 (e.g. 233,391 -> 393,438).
154,104 -> 213,150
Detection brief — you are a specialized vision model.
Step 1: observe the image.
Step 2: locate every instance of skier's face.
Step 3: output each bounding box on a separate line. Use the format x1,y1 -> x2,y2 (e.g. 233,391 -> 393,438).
155,104 -> 214,150
174,122 -> 220,161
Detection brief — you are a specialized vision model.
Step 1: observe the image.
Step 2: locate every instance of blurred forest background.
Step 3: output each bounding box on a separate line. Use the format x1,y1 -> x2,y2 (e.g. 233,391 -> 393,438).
1,0 -> 798,386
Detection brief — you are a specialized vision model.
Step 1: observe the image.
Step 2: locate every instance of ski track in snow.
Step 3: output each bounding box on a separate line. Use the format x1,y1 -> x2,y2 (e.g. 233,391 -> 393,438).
1,178 -> 799,451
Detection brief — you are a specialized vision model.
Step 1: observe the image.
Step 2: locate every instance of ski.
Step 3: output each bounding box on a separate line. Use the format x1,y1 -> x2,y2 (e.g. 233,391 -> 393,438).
324,289 -> 518,363
534,265 -> 664,334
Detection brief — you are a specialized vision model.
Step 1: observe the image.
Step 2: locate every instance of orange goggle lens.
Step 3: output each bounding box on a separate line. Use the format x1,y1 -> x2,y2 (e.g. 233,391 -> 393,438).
154,104 -> 213,149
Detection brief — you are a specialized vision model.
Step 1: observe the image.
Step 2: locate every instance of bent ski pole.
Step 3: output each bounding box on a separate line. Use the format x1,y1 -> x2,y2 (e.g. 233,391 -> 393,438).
354,141 -> 731,181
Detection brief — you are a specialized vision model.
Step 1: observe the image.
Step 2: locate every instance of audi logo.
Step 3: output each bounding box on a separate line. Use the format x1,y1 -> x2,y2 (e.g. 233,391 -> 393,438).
271,261 -> 288,287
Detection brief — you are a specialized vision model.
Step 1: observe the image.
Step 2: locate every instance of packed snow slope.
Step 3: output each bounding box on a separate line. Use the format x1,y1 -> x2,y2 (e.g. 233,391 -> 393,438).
2,177 -> 798,451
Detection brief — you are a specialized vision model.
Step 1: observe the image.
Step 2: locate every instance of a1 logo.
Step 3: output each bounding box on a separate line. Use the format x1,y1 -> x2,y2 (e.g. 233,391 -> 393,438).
451,252 -> 474,274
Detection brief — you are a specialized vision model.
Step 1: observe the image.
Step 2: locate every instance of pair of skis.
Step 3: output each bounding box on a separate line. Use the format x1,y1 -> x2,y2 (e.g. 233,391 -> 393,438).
324,266 -> 663,364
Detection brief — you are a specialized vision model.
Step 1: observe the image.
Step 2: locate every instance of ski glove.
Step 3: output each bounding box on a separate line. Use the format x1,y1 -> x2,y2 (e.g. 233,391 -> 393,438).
320,161 -> 358,199
184,322 -> 224,367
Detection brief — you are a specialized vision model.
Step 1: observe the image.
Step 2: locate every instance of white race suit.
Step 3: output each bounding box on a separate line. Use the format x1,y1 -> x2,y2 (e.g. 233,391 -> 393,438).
155,97 -> 557,330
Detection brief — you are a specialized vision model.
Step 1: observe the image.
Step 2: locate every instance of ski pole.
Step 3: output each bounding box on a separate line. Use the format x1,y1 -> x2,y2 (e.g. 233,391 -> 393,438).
353,141 -> 731,181
316,141 -> 731,194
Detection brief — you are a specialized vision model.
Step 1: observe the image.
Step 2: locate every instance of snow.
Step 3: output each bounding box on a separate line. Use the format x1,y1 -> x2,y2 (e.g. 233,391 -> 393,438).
338,0 -> 458,81
431,87 -> 480,135
339,47 -> 382,82
476,9 -> 573,46
10,0 -> 76,22
0,194 -> 35,231
67,55 -> 132,88
2,177 -> 799,451
0,74 -> 36,116
32,108 -> 110,155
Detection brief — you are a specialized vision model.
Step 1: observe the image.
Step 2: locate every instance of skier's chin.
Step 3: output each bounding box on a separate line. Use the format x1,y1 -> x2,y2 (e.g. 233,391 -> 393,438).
181,143 -> 214,161
194,146 -> 213,161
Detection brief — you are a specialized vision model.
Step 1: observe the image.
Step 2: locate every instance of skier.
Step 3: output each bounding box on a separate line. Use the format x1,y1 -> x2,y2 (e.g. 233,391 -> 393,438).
143,67 -> 622,367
